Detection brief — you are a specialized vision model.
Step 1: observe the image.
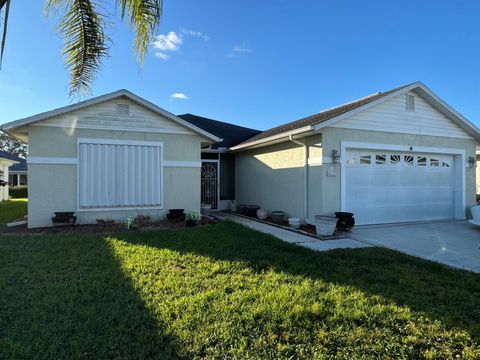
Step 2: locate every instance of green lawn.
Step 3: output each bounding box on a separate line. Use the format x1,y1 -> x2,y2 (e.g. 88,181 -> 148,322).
1,221 -> 479,359
0,198 -> 27,224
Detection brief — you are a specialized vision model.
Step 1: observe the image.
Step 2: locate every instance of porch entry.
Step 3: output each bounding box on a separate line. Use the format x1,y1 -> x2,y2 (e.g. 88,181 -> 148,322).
201,160 -> 219,209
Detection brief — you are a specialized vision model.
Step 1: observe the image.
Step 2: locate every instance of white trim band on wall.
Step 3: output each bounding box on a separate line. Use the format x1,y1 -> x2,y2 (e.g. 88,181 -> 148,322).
28,157 -> 78,165
163,160 -> 201,168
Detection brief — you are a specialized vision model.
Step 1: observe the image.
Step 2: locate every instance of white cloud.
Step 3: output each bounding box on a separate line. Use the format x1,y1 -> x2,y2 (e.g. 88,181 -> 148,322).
153,31 -> 183,51
152,29 -> 209,60
155,52 -> 170,60
170,93 -> 189,100
233,45 -> 251,53
181,28 -> 210,41
152,31 -> 182,60
227,44 -> 251,57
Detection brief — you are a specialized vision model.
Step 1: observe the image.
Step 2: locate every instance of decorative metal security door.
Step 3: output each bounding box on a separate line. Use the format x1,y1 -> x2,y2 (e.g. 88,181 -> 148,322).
201,161 -> 219,209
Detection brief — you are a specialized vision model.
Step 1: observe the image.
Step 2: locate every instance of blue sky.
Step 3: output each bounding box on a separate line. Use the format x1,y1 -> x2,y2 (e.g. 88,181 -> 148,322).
1,0 -> 480,130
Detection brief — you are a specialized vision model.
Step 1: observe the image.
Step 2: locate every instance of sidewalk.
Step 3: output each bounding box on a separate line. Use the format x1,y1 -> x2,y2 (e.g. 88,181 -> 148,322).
217,212 -> 370,252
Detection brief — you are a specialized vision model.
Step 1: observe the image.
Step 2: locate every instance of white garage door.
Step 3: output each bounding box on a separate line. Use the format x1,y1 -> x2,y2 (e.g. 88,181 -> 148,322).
345,150 -> 455,225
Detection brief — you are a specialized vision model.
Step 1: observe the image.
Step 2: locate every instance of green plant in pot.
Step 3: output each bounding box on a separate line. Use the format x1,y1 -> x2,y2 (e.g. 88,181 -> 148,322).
186,212 -> 201,227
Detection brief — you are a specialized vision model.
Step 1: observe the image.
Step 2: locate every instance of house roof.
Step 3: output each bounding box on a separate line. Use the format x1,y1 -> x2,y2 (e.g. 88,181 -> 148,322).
231,82 -> 480,150
178,114 -> 260,149
0,90 -> 222,143
0,150 -> 21,167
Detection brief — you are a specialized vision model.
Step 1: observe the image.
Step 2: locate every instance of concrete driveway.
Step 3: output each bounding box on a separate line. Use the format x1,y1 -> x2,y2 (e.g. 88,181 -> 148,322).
351,221 -> 480,273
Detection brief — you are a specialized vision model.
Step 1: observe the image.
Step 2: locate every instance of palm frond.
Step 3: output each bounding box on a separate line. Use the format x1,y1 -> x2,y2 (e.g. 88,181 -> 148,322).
0,0 -> 11,69
46,0 -> 109,96
116,0 -> 162,64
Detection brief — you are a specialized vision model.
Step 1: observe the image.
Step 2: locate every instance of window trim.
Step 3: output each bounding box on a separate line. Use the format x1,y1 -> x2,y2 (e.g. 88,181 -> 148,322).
76,138 -> 164,212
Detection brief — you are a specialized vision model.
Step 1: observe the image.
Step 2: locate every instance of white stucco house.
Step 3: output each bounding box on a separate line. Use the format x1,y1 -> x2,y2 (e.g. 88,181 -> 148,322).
2,81 -> 480,228
0,151 -> 19,202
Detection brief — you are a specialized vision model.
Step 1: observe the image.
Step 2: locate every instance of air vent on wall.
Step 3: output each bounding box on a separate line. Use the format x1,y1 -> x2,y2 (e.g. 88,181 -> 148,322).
116,103 -> 130,116
406,94 -> 415,112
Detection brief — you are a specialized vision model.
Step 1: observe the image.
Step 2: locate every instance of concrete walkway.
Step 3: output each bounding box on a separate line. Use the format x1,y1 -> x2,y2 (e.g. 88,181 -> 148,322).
217,212 -> 369,251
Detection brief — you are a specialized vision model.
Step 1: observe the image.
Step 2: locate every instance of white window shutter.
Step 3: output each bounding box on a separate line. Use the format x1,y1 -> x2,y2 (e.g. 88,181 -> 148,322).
79,140 -> 162,209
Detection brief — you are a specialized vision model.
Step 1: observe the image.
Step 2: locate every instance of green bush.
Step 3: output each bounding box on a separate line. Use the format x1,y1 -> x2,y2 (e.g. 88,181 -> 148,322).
9,186 -> 28,198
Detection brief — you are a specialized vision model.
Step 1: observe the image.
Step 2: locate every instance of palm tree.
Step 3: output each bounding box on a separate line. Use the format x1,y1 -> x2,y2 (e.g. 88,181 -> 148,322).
0,0 -> 162,96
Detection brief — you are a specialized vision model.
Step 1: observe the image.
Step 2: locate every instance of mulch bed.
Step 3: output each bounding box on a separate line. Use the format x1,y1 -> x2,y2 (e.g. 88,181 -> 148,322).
0,217 -> 220,235
223,210 -> 349,241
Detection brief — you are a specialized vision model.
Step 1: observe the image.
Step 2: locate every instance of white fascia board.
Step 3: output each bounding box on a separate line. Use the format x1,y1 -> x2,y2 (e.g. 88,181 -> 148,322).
230,126 -> 313,151
0,158 -> 18,166
0,89 -> 222,143
412,84 -> 480,141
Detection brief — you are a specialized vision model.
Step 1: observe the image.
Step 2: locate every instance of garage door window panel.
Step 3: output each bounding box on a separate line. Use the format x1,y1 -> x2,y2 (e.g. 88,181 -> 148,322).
359,155 -> 372,165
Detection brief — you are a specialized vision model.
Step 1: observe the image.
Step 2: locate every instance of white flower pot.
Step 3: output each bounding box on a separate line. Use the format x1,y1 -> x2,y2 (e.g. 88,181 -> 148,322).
257,208 -> 268,220
472,205 -> 480,222
314,215 -> 337,236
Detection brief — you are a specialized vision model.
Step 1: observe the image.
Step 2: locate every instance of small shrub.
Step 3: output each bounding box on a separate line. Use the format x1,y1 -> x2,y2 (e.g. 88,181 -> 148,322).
9,186 -> 27,198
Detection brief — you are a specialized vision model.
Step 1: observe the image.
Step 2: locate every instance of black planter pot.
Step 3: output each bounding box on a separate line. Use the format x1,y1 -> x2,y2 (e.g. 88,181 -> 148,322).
335,212 -> 355,232
167,209 -> 186,222
245,205 -> 260,217
52,212 -> 76,227
237,204 -> 248,215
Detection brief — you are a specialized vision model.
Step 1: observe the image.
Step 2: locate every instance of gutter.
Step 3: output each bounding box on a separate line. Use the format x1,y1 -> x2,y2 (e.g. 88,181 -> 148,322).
289,135 -> 310,224
231,126 -> 313,151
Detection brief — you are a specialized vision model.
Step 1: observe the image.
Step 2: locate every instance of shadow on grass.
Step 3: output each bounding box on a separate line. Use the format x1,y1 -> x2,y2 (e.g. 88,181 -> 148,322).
118,220 -> 480,340
0,233 -> 183,359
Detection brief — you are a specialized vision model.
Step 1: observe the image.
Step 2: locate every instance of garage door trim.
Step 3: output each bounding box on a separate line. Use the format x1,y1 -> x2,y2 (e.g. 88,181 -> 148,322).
340,141 -> 466,223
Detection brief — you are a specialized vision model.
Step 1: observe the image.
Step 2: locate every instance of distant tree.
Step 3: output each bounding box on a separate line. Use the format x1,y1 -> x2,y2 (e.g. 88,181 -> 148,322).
0,0 -> 162,96
0,130 -> 27,158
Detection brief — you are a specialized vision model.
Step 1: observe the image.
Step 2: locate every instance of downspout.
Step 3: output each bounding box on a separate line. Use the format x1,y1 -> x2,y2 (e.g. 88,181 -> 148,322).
289,135 -> 309,223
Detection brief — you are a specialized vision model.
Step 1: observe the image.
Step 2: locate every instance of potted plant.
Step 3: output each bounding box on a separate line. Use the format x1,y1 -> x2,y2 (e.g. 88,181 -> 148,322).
186,212 -> 201,227
257,208 -> 267,220
314,215 -> 337,236
167,209 -> 186,222
271,211 -> 285,224
334,212 -> 355,232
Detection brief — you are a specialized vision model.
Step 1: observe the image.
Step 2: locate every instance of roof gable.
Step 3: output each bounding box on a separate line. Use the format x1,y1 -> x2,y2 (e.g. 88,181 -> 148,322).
1,90 -> 221,143
332,90 -> 473,139
232,82 -> 480,150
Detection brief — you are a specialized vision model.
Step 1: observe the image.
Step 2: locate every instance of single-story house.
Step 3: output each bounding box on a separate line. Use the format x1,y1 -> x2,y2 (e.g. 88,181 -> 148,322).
1,81 -> 479,228
0,151 -> 19,202
8,155 -> 28,187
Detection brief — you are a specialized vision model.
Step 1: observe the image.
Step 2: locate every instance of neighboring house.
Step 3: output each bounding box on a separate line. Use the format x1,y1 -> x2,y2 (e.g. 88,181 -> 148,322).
1,81 -> 479,228
7,154 -> 28,187
0,151 -> 19,202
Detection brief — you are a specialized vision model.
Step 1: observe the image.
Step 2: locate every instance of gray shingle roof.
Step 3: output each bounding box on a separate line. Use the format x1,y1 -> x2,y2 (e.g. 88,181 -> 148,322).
237,83 -> 415,146
0,151 -> 27,171
178,114 -> 260,149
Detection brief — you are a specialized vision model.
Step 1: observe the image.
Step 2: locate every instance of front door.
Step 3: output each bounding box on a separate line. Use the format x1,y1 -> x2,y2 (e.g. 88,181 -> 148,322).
201,161 -> 219,209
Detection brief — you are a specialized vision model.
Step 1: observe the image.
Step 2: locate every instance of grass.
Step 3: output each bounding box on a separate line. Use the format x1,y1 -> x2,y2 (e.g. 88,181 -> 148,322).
1,220 -> 479,359
0,198 -> 27,224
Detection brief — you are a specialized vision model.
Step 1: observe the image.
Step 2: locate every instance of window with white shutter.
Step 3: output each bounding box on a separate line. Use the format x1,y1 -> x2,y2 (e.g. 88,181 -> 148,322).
78,139 -> 163,209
